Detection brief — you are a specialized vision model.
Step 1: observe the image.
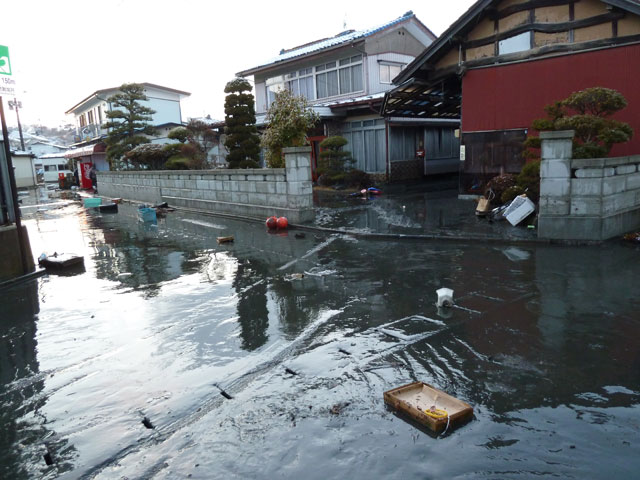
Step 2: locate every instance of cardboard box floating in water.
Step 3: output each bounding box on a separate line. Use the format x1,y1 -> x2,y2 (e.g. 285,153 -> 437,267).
383,381 -> 473,434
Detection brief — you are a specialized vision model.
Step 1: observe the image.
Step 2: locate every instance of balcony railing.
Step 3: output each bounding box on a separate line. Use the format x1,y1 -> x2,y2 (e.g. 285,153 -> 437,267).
76,123 -> 105,141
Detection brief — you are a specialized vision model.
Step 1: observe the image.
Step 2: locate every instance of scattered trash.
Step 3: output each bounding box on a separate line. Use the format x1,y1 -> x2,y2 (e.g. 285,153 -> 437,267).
98,203 -> 118,213
338,348 -> 352,356
266,216 -> 277,229
330,402 -> 350,415
219,389 -> 233,400
138,206 -> 157,223
383,381 -> 473,434
503,247 -> 531,262
38,252 -> 85,270
489,204 -> 508,221
285,273 -> 304,281
294,232 -> 306,239
43,451 -> 53,466
504,195 -> 536,226
214,383 -> 233,399
350,187 -> 382,198
284,367 -> 298,376
475,190 -> 495,216
154,202 -> 169,209
142,416 -> 155,429
83,197 -> 102,208
217,236 -> 234,244
623,232 -> 640,243
436,287 -> 454,308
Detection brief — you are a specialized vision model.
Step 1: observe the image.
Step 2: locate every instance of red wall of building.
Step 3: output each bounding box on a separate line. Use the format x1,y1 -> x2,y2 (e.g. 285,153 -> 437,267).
462,43 -> 640,156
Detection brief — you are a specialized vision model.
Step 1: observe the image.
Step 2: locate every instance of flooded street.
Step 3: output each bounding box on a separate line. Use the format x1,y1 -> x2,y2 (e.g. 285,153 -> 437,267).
1,202 -> 639,479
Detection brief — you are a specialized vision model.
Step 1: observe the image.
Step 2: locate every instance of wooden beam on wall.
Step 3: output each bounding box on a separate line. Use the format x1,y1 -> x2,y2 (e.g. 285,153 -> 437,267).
463,11 -> 626,49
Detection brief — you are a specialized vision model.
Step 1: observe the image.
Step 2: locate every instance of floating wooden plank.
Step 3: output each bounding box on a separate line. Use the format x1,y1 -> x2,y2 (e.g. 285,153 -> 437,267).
217,236 -> 234,244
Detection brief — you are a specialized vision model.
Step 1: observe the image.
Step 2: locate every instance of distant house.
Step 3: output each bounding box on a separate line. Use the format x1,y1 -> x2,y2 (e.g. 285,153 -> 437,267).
383,0 -> 640,195
29,141 -> 68,158
238,11 -> 459,182
64,83 -> 190,188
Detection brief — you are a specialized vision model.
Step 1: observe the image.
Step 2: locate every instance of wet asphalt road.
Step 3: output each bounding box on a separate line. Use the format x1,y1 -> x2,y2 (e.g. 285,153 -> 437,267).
1,200 -> 639,479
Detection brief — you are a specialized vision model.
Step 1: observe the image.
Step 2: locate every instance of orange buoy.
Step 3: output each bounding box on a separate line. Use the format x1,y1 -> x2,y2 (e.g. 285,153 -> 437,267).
266,216 -> 277,229
277,216 -> 288,229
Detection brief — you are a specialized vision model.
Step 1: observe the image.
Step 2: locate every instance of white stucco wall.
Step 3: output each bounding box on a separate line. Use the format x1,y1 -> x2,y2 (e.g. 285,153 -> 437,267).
12,156 -> 37,188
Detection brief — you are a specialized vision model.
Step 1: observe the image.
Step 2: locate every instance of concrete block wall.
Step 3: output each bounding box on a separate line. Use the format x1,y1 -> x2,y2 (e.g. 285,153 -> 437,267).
538,130 -> 640,240
97,147 -> 314,223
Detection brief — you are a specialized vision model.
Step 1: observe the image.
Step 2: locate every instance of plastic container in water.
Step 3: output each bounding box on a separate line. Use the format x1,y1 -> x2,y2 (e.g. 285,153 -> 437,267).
138,207 -> 157,222
84,197 -> 102,208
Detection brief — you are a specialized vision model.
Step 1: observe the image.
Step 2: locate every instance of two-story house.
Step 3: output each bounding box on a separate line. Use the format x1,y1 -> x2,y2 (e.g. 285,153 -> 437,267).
384,0 -> 640,195
64,83 -> 190,188
238,11 -> 461,182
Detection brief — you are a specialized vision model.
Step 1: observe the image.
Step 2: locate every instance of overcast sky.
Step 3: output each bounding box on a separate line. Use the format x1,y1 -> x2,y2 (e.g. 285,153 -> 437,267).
2,0 -> 475,128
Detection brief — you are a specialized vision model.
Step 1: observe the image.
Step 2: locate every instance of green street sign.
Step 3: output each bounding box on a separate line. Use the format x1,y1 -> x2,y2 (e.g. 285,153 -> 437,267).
0,45 -> 12,76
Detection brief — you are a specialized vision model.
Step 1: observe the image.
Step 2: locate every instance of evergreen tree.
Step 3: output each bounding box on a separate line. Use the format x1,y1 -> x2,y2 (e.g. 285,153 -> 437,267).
224,78 -> 260,168
261,89 -> 319,168
104,83 -> 156,169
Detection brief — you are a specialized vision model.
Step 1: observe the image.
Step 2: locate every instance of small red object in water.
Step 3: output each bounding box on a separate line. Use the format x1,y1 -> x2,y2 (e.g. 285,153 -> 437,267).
277,217 -> 288,229
266,216 -> 277,229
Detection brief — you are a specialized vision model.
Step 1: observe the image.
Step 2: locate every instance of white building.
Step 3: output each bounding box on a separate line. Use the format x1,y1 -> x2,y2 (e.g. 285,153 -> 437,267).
64,83 -> 190,188
237,11 -> 460,181
11,151 -> 37,188
65,82 -> 190,144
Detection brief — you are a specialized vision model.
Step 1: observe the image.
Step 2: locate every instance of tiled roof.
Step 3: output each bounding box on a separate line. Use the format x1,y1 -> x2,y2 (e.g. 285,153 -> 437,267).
239,12 -> 424,75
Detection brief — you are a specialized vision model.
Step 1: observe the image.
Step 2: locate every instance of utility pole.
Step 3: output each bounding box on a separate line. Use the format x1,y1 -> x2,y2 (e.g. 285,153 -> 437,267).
8,97 -> 25,151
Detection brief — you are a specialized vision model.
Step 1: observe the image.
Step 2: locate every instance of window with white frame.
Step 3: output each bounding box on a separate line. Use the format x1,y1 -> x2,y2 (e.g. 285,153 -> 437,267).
286,68 -> 314,100
379,62 -> 403,84
316,55 -> 363,99
264,54 -> 364,107
265,75 -> 286,106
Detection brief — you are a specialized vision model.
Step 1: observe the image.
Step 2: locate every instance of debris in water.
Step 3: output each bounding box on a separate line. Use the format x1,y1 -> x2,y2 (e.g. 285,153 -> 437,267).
142,416 -> 155,429
217,236 -> 234,244
436,287 -> 454,308
338,348 -> 352,356
330,402 -> 350,415
294,232 -> 306,239
43,451 -> 53,466
285,273 -> 304,281
214,384 -> 233,399
285,367 -> 298,376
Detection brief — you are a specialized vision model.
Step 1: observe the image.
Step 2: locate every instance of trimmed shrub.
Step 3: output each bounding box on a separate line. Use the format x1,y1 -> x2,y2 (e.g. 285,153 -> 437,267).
485,174 -> 517,204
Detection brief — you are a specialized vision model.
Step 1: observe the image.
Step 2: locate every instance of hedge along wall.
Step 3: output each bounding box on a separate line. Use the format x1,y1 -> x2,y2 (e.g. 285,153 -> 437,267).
538,131 -> 640,241
97,147 -> 314,223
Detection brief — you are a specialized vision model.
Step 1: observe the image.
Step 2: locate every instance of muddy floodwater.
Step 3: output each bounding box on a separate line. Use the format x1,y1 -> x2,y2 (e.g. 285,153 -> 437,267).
1,202 -> 639,479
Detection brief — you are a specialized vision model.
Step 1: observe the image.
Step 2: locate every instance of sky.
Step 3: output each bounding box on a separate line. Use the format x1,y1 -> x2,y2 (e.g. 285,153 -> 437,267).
1,0 -> 476,128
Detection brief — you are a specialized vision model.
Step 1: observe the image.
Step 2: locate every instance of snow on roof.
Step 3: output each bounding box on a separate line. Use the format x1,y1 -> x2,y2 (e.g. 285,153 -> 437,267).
239,11 -> 422,75
39,153 -> 68,159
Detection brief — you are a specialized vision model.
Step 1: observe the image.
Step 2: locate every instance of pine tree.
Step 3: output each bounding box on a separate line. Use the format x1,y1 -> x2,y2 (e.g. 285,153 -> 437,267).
224,78 -> 260,168
104,83 -> 156,169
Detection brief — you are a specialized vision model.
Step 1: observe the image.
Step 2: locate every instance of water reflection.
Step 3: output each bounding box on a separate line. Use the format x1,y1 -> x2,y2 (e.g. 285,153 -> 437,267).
3,202 -> 639,479
0,281 -> 76,478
